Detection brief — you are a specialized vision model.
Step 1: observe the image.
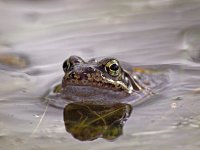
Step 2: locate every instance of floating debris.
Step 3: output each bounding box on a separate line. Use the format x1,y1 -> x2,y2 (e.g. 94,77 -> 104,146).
173,96 -> 183,101
192,88 -> 200,94
171,102 -> 177,109
173,117 -> 200,129
181,27 -> 200,63
0,53 -> 28,69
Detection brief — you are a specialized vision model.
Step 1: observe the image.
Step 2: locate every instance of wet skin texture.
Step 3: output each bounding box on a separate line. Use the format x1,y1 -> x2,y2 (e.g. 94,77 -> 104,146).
61,56 -> 146,102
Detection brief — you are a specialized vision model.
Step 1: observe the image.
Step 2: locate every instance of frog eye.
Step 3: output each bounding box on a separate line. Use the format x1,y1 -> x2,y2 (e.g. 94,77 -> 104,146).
105,59 -> 121,77
63,59 -> 71,72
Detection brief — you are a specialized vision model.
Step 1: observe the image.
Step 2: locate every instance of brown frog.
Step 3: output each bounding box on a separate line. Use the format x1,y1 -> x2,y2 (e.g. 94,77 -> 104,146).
47,56 -> 167,107
59,55 -> 159,104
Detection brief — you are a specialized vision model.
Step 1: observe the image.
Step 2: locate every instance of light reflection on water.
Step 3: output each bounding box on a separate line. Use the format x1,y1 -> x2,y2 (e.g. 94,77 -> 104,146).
1,0 -> 200,149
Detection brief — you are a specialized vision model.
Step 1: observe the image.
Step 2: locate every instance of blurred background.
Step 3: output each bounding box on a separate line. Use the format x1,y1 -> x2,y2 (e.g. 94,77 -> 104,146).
0,0 -> 200,150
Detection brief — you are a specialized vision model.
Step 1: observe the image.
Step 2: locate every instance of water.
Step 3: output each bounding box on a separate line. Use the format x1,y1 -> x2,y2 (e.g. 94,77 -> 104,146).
1,0 -> 200,149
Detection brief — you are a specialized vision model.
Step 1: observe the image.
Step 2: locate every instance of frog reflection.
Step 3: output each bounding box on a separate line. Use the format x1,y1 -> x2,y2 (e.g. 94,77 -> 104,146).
63,102 -> 132,141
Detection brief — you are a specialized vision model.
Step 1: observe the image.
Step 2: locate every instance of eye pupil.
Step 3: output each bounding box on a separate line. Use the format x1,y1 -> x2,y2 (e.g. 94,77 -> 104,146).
105,59 -> 121,77
110,63 -> 119,71
63,60 -> 70,72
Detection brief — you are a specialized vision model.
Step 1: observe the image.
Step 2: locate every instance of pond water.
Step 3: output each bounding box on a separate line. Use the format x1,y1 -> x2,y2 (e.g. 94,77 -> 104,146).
1,0 -> 200,149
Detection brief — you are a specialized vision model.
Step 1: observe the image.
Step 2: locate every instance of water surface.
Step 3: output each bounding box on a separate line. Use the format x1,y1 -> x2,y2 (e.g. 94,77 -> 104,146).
1,0 -> 200,150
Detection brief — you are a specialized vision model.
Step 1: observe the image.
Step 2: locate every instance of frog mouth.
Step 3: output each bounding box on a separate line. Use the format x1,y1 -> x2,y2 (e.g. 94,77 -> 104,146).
62,77 -> 124,92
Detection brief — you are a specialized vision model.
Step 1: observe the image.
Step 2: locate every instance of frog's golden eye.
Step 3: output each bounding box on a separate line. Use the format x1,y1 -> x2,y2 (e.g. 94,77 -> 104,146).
63,59 -> 71,72
105,60 -> 121,77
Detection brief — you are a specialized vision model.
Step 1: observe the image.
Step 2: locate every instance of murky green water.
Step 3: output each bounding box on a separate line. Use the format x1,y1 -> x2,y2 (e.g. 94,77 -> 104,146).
1,0 -> 200,150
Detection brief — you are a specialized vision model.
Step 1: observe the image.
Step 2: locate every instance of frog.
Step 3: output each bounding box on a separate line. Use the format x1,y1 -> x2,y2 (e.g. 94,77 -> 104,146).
46,55 -> 168,106
44,55 -> 169,141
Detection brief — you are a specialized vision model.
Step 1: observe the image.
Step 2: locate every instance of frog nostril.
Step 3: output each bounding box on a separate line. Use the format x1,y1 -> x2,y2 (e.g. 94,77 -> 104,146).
68,72 -> 75,78
79,73 -> 87,80
88,67 -> 95,72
